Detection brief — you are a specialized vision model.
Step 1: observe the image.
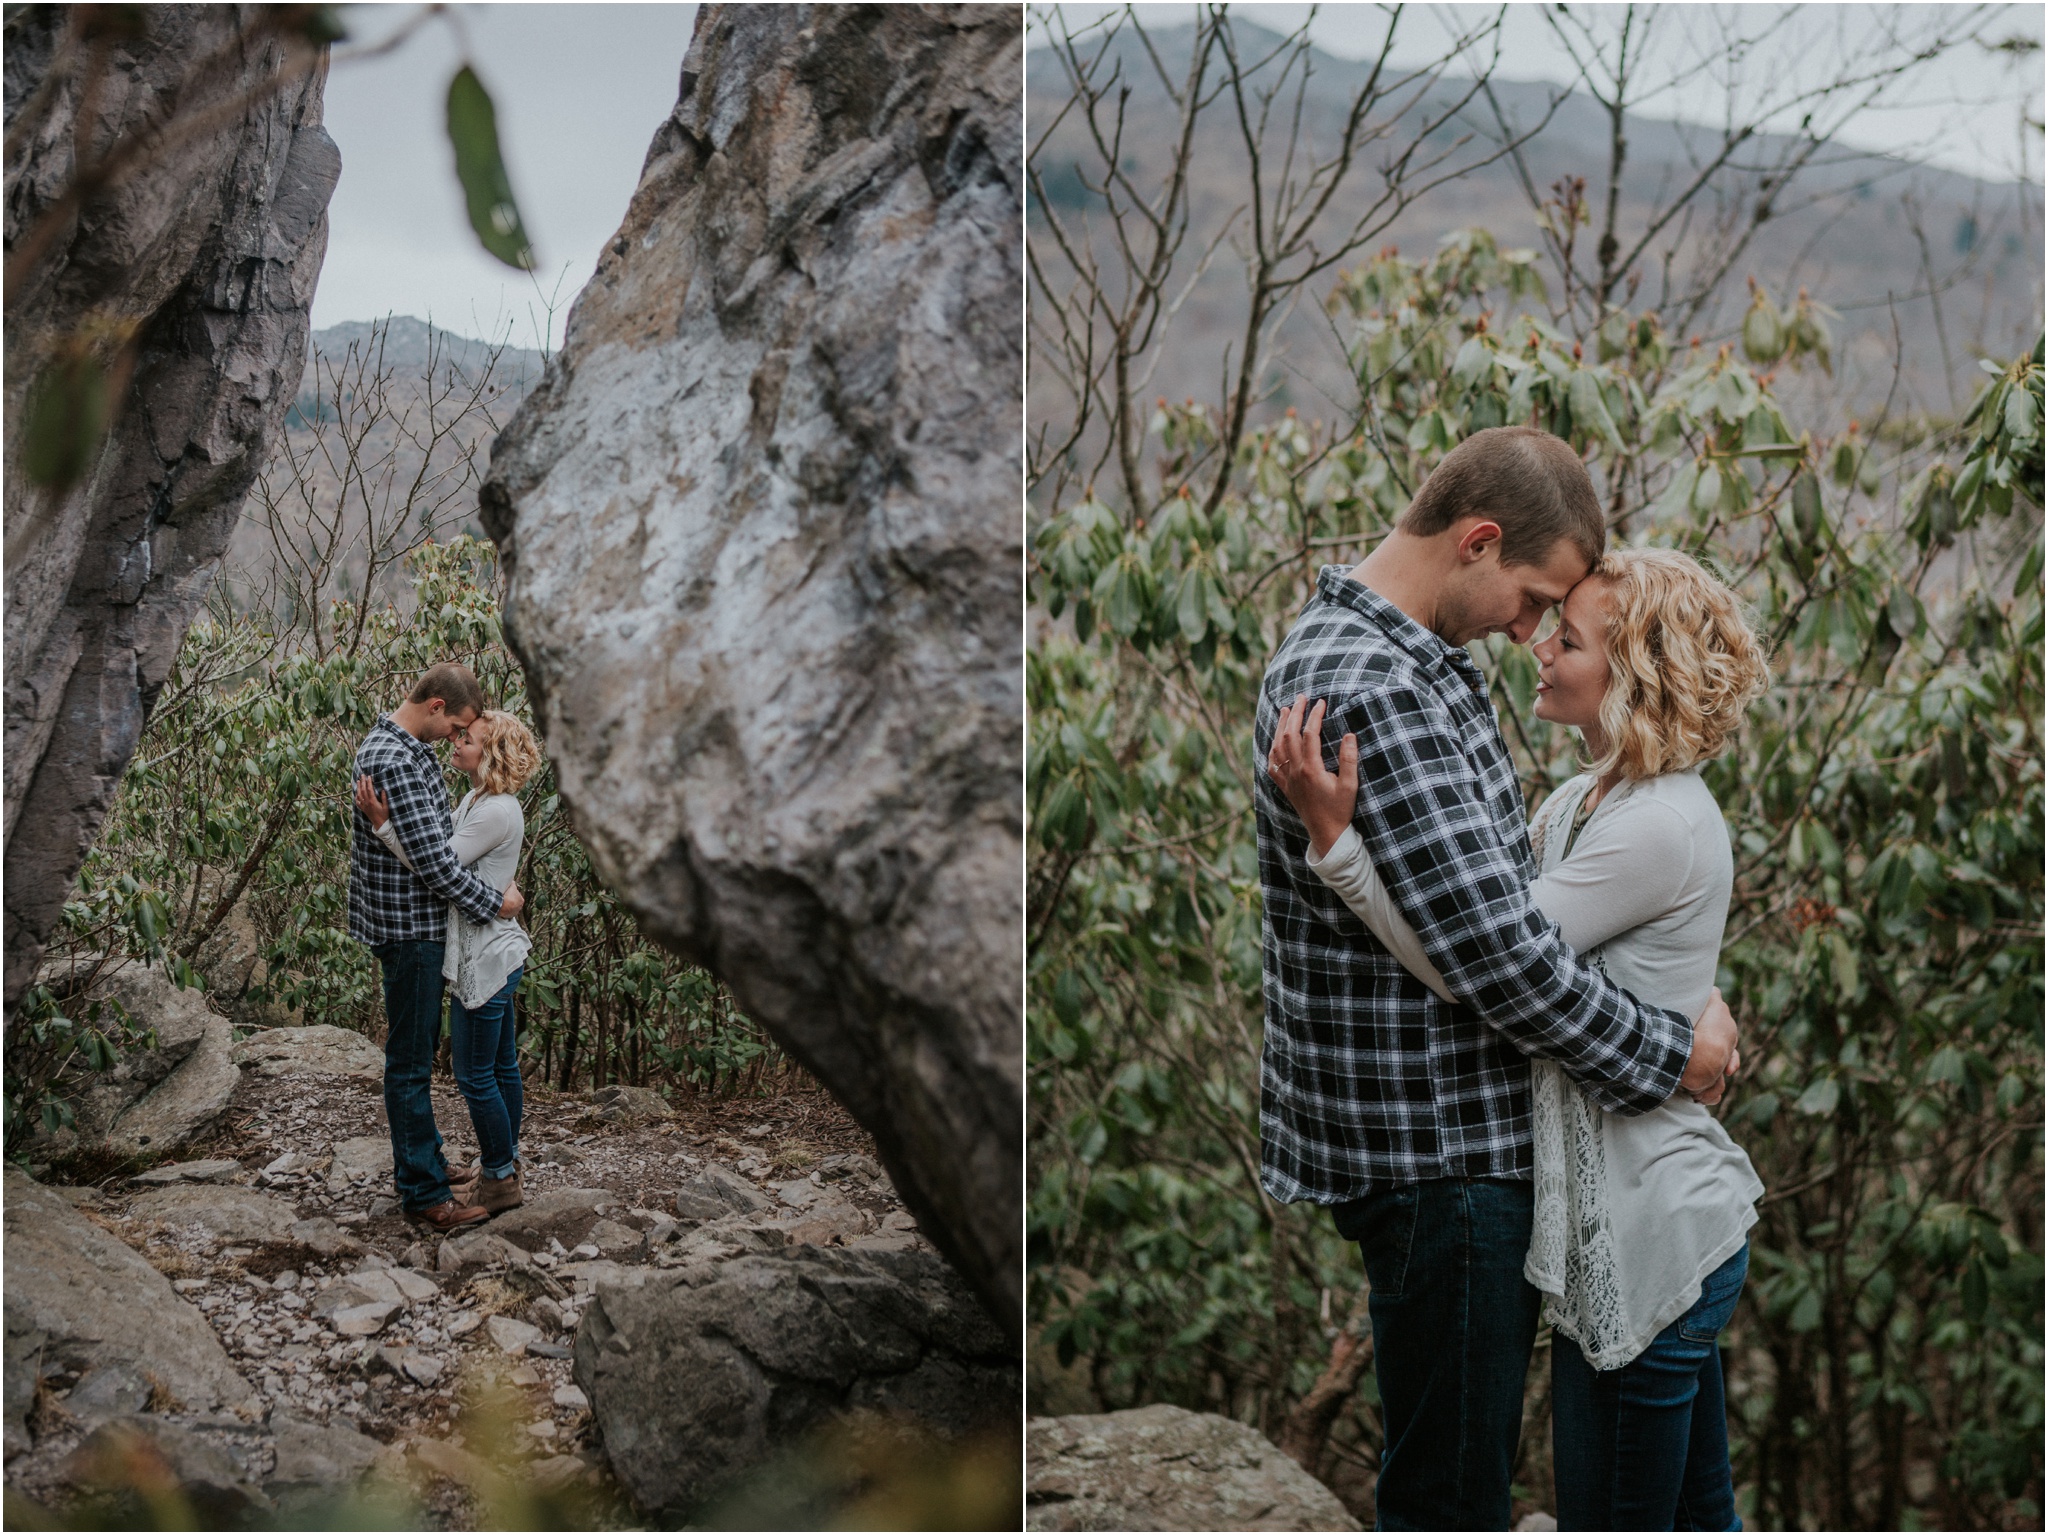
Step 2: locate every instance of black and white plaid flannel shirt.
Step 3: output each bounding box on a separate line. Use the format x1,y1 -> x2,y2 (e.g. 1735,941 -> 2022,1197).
347,717 -> 502,946
1253,566 -> 1693,1206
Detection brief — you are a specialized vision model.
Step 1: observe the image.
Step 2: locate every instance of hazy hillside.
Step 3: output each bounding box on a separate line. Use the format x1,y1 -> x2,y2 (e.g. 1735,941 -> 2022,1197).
223,318 -> 546,615
1028,23 -> 2042,441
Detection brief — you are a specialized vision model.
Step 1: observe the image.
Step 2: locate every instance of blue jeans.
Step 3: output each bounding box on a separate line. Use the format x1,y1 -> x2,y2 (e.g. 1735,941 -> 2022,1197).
1551,1243 -> 1749,1531
449,967 -> 523,1179
1334,1177 -> 1543,1531
370,940 -> 452,1211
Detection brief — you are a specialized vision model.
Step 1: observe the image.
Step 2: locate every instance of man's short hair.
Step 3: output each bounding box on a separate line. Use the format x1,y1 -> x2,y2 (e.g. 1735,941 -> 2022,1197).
407,662 -> 486,718
1396,425 -> 1606,567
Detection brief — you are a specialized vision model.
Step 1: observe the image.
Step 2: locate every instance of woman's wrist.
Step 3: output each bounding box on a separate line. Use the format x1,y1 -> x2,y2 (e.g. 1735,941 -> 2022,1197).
1306,817 -> 1349,861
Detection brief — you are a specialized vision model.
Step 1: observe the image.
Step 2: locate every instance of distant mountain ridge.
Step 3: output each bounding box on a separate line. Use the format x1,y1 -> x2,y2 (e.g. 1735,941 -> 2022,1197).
306,316 -> 548,393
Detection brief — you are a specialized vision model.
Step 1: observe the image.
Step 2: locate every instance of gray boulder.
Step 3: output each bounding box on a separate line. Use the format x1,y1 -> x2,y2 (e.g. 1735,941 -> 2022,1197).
230,1025 -> 383,1079
127,1185 -> 301,1246
266,1411 -> 383,1507
583,1083 -> 673,1124
674,1164 -> 774,1221
50,965 -> 242,1159
572,1245 -> 1015,1517
3,7 -> 338,1022
62,1416 -> 273,1525
1026,1404 -> 1362,1532
3,1168 -> 251,1459
479,2 -> 1022,1329
484,1186 -> 624,1253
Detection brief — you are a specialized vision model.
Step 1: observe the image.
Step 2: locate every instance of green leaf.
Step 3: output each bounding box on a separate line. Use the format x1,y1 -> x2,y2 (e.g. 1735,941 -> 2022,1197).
1796,1077 -> 1840,1117
2003,381 -> 2038,443
1451,336 -> 1492,392
1960,1256 -> 1987,1324
22,352 -> 110,493
1693,463 -> 1723,515
447,66 -> 536,270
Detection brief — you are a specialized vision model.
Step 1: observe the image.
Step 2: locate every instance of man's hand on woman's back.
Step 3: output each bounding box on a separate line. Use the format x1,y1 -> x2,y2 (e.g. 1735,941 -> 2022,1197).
498,882 -> 524,921
1681,988 -> 1739,1106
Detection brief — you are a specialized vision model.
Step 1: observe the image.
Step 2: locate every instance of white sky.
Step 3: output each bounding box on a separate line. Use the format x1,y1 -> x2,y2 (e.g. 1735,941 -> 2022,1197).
1030,3 -> 2044,185
312,3 -> 699,351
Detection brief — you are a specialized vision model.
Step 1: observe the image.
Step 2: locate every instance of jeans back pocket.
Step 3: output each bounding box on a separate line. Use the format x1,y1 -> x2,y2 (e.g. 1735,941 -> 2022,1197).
1676,1242 -> 1750,1343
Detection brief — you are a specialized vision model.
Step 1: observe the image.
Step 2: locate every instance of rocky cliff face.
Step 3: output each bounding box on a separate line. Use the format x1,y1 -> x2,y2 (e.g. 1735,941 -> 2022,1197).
480,4 -> 1021,1329
3,6 -> 337,1019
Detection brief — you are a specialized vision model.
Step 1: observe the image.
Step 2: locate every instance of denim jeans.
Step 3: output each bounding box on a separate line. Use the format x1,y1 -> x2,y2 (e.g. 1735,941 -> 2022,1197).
449,967 -> 523,1180
371,940 -> 452,1211
1334,1177 -> 1543,1531
1551,1242 -> 1749,1532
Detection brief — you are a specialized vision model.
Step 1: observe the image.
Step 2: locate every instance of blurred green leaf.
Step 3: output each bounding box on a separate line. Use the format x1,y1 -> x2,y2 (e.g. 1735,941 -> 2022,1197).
446,66 -> 536,271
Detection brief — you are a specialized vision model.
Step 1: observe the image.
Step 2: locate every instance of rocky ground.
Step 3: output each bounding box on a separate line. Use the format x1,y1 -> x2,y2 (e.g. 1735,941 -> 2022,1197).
5,1031 -> 938,1530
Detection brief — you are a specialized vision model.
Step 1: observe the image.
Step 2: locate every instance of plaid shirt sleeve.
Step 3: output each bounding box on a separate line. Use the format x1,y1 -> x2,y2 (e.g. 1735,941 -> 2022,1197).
373,754 -> 503,925
1335,679 -> 1692,1114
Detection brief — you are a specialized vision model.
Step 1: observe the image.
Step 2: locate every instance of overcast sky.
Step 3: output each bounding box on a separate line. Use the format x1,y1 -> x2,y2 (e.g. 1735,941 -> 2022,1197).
313,3 -> 698,350
1031,3 -> 2044,182
312,4 -> 2039,349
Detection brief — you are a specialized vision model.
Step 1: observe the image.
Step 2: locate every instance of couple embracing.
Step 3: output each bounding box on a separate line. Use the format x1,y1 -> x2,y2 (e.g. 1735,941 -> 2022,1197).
345,662 -> 543,1233
1256,426 -> 1769,1532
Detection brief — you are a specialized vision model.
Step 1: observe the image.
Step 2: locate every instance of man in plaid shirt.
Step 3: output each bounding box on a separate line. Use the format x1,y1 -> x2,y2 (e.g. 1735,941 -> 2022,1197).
1254,428 -> 1738,1529
350,661 -> 522,1232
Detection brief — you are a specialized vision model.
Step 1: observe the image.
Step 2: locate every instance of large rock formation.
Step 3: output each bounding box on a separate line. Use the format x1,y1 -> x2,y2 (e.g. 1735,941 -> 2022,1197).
572,1246 -> 1018,1518
3,1167 -> 254,1460
1027,1405 -> 1363,1532
3,6 -> 338,1021
479,5 -> 1021,1328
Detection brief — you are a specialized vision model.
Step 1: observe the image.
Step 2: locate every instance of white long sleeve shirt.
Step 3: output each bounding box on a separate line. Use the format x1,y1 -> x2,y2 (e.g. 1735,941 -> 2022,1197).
1309,768 -> 1763,1368
374,790 -> 530,1009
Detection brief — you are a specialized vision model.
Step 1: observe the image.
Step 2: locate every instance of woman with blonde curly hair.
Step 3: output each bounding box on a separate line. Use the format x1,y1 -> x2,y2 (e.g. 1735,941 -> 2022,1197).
358,708 -> 543,1215
1270,547 -> 1772,1531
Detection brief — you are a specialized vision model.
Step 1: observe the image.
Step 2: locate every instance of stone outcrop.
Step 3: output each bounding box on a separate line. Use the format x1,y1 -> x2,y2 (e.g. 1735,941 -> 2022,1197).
47,964 -> 241,1158
1026,1405 -> 1363,1532
3,1167 -> 252,1459
478,4 -> 1022,1329
230,1024 -> 383,1079
572,1245 -> 1018,1518
3,6 -> 338,1021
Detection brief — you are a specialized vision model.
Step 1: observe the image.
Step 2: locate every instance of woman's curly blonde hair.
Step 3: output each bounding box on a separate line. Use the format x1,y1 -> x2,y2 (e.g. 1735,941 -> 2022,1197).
1585,547 -> 1771,781
472,710 -> 542,798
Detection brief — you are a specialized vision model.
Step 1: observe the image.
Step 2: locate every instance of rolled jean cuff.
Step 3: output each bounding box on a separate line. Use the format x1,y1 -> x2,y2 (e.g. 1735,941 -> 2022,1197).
484,1157 -> 518,1180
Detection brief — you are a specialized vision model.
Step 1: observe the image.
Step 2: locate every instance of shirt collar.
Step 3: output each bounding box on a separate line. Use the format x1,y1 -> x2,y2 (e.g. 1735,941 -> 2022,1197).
1312,563 -> 1487,690
374,715 -> 435,762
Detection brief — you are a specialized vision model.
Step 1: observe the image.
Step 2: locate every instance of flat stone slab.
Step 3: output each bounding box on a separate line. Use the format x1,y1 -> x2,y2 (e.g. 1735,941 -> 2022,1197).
325,1136 -> 393,1191
486,1315 -> 540,1356
1027,1404 -> 1361,1532
126,1185 -> 301,1246
129,1158 -> 244,1186
674,1165 -> 773,1221
485,1187 -> 624,1253
230,1024 -> 384,1079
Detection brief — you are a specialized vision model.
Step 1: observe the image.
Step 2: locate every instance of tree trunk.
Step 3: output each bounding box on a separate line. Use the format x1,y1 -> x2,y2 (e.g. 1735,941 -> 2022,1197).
477,2 -> 1022,1334
1277,1291 -> 1374,1476
4,5 -> 337,1021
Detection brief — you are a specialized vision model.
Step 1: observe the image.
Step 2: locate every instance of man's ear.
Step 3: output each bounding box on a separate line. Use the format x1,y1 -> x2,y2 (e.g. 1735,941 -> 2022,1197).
422,697 -> 446,717
1455,519 -> 1504,563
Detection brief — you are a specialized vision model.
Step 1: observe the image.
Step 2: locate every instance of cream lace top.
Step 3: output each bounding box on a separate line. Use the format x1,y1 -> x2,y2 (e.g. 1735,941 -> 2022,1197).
1307,768 -> 1762,1369
374,790 -> 531,1009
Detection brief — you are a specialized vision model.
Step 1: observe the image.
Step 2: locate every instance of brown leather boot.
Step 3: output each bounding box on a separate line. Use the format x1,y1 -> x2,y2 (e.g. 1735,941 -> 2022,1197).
404,1199 -> 490,1233
474,1169 -> 524,1214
